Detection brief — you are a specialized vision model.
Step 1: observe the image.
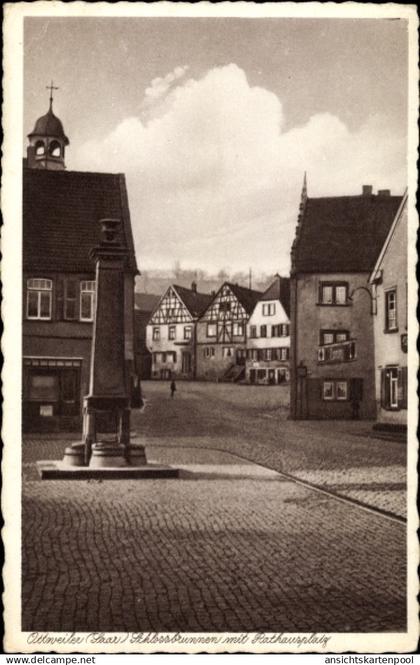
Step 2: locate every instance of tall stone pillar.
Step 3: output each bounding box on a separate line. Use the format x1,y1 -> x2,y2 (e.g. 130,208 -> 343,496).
63,218 -> 146,468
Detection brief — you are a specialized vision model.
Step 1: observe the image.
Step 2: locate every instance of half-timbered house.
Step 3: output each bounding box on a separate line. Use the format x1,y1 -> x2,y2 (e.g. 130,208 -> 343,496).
245,275 -> 291,385
196,282 -> 262,381
146,283 -> 212,380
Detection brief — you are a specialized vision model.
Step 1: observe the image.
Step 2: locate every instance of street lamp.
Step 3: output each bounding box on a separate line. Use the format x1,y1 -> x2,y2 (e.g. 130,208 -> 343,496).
348,286 -> 377,315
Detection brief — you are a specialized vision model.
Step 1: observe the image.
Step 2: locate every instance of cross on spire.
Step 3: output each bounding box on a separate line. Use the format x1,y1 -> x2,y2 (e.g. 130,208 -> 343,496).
46,80 -> 59,110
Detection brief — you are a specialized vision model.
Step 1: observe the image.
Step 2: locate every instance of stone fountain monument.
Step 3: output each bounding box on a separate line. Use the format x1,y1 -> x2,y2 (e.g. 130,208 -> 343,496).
37,219 -> 178,479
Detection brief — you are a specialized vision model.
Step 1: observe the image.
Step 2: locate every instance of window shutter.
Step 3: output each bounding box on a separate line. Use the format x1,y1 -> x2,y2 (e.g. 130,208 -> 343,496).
55,279 -> 64,320
380,369 -> 387,408
398,367 -> 407,409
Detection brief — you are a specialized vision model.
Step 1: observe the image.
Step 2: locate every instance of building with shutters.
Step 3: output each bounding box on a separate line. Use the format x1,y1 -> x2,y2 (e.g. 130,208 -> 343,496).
289,177 -> 403,420
196,282 -> 262,382
23,95 -> 138,431
146,283 -> 212,380
134,293 -> 160,382
245,275 -> 291,385
369,191 -> 408,426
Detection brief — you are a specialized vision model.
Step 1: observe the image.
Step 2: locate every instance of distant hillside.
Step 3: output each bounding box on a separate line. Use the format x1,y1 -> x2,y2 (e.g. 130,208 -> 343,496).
135,268 -> 284,300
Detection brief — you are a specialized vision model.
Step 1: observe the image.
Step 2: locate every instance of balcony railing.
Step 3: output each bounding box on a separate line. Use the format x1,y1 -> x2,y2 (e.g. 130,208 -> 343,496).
317,340 -> 356,364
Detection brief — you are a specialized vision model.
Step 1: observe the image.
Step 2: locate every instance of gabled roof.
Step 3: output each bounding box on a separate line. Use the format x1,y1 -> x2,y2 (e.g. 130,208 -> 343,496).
174,284 -> 213,318
292,193 -> 403,274
260,276 -> 290,317
135,293 -> 160,312
225,282 -> 263,315
23,166 -> 138,274
369,190 -> 408,284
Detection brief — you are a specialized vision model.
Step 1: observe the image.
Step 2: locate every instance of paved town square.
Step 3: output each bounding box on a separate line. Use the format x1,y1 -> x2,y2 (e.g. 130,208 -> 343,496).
22,382 -> 406,634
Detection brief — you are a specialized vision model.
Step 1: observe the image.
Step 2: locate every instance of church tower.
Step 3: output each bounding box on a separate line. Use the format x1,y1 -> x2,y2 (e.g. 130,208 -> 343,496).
27,82 -> 69,170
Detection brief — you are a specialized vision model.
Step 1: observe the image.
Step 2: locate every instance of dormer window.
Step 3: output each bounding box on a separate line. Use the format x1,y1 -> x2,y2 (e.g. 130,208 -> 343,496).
27,278 -> 52,320
49,140 -> 61,157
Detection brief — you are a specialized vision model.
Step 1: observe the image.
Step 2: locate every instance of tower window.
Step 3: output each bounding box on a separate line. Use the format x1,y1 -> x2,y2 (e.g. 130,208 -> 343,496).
49,140 -> 61,157
35,141 -> 45,156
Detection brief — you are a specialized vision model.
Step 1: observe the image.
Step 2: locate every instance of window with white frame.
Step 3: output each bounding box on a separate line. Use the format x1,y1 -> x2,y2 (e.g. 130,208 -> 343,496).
168,325 -> 176,340
207,323 -> 217,337
319,282 -> 348,305
232,322 -> 244,336
184,326 -> 192,340
385,289 -> 398,332
27,278 -> 52,320
320,330 -> 349,345
152,327 -> 160,341
262,303 -> 276,316
80,281 -> 95,321
322,380 -> 348,401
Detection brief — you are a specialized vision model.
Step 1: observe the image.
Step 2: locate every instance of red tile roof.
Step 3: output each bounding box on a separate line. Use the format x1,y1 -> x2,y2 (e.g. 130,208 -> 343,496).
292,193 -> 403,274
23,167 -> 138,273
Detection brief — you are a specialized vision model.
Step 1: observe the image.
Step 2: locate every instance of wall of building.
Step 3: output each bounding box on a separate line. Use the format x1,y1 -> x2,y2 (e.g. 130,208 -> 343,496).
373,204 -> 407,425
196,322 -> 246,380
246,298 -> 290,384
146,321 -> 195,379
22,269 -> 137,431
291,272 -> 376,419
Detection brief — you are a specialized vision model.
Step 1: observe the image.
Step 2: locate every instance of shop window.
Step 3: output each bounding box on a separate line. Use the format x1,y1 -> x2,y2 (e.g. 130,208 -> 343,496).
26,278 -> 52,320
322,380 -> 348,401
385,289 -> 398,332
80,281 -> 95,321
319,282 -> 348,305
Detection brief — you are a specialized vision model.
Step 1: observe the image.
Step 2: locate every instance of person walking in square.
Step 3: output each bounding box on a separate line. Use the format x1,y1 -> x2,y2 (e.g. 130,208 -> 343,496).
170,379 -> 176,399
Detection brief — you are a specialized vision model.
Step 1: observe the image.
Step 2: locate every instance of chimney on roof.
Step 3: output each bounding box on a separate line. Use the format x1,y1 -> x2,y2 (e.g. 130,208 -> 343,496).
378,189 -> 391,197
362,185 -> 373,196
191,281 -> 197,293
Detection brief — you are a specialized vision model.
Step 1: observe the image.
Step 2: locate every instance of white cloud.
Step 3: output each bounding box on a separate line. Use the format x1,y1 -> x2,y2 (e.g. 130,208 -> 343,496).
71,64 -> 406,274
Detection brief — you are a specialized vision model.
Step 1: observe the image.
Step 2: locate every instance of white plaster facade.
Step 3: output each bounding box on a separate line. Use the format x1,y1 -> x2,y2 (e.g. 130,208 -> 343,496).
370,194 -> 408,425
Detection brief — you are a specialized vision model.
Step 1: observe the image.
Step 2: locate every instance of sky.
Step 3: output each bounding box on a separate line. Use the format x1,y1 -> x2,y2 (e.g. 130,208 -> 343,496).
24,17 -> 408,275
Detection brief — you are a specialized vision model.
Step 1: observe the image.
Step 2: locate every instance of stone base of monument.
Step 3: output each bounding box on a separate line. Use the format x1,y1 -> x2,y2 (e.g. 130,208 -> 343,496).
36,440 -> 179,480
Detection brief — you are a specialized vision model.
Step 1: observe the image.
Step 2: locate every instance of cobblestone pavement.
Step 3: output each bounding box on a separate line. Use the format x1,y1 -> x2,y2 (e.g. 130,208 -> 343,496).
22,461 -> 406,633
132,382 -> 407,519
22,382 -> 407,633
